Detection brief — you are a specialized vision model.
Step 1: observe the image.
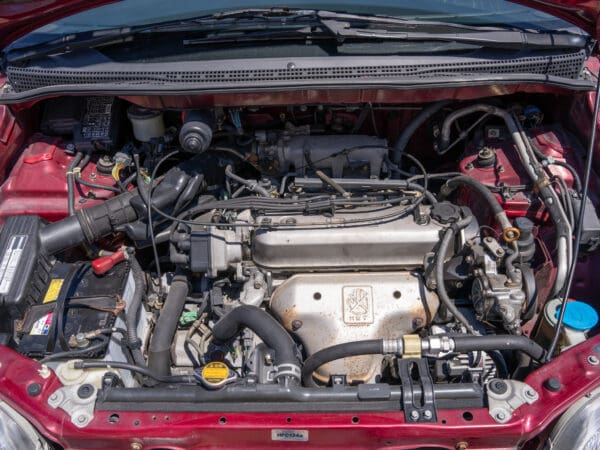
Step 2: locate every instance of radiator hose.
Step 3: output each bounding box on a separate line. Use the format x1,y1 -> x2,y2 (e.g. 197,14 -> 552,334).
147,275 -> 189,378
301,335 -> 546,387
212,305 -> 301,384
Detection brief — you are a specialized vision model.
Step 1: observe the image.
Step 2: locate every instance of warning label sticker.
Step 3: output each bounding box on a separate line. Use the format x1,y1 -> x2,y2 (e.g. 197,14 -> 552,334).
43,279 -> 64,303
0,235 -> 27,295
30,312 -> 53,336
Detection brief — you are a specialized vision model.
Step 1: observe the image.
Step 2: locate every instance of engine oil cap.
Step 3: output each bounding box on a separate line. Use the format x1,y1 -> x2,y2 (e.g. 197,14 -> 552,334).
555,301 -> 599,331
195,361 -> 237,389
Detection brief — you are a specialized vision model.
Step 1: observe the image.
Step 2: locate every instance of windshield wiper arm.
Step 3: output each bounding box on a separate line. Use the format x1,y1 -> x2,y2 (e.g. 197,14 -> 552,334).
319,19 -> 588,50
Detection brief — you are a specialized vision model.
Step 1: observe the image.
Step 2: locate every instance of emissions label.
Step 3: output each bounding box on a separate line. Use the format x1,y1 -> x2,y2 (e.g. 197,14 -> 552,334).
271,430 -> 309,442
0,235 -> 27,294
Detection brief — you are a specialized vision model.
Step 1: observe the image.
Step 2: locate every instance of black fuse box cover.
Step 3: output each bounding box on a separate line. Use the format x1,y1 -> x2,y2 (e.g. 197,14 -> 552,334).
0,215 -> 52,325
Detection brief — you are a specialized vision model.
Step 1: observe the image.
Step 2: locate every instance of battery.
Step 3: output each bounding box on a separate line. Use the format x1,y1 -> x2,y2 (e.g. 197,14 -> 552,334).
16,261 -> 133,358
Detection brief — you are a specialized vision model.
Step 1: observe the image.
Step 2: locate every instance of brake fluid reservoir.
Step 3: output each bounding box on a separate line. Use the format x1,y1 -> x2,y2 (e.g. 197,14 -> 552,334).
537,299 -> 599,351
127,105 -> 165,142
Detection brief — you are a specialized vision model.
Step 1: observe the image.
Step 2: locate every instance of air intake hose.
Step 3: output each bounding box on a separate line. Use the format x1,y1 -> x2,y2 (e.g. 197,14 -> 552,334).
39,166 -> 201,255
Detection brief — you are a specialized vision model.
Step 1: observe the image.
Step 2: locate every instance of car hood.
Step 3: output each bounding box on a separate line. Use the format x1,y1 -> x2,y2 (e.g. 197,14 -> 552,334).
0,0 -> 597,50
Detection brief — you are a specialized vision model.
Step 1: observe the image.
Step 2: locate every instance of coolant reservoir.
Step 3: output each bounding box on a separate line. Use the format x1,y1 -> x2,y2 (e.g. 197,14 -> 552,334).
537,299 -> 599,351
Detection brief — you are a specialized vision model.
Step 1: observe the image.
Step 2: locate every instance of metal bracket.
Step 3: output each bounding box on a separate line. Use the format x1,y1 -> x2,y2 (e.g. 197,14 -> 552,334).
48,384 -> 97,428
486,379 -> 538,423
398,358 -> 437,423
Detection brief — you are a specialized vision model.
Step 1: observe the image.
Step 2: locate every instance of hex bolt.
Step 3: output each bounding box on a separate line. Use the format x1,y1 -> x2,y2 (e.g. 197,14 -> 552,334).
49,393 -> 58,402
412,318 -> 424,329
77,415 -> 87,424
77,384 -> 94,399
423,410 -> 433,420
524,388 -> 537,399
291,320 -> 303,331
488,380 -> 508,395
588,355 -> 599,366
27,383 -> 42,397
495,411 -> 506,421
410,410 -> 420,421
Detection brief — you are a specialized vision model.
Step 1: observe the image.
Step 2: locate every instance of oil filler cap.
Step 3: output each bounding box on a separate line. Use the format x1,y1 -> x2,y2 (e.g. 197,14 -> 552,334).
556,301 -> 599,332
195,361 -> 237,389
430,201 -> 461,224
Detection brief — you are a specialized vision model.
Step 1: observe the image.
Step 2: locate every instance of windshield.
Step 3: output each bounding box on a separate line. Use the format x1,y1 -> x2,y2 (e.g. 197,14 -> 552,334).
8,0 -> 586,50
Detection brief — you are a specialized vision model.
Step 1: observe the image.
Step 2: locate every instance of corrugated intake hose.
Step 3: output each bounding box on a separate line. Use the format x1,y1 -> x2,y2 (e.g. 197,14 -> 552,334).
212,305 -> 301,382
39,166 -> 199,255
147,275 -> 189,377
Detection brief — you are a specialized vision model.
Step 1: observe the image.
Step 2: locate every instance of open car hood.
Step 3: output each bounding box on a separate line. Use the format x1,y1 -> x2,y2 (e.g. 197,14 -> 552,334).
0,0 -> 598,50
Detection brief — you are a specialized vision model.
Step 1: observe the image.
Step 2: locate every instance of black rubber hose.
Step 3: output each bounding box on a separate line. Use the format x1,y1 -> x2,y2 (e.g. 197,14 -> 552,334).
147,275 -> 189,377
436,219 -> 479,335
75,174 -> 121,193
212,305 -> 299,368
452,335 -> 546,361
67,152 -> 84,216
546,160 -> 582,193
126,256 -> 146,367
39,336 -> 109,364
441,175 -> 512,232
392,100 -> 451,164
74,360 -> 193,384
301,340 -> 384,387
39,166 -> 194,255
527,136 -> 583,193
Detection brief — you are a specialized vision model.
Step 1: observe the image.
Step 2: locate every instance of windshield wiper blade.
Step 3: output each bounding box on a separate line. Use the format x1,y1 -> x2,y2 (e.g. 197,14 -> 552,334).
3,7 -> 588,65
3,9 -> 327,64
319,19 -> 588,50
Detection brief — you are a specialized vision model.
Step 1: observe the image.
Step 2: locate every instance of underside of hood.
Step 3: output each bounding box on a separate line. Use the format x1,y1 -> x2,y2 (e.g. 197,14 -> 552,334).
0,0 -> 597,51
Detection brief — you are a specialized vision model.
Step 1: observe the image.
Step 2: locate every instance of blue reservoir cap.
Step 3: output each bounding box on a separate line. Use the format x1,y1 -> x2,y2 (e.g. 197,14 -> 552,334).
555,301 -> 599,331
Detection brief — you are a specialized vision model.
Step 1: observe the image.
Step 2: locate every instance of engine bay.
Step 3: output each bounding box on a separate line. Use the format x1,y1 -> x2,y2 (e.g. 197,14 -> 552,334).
0,95 -> 598,422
